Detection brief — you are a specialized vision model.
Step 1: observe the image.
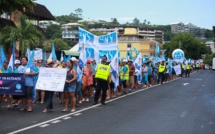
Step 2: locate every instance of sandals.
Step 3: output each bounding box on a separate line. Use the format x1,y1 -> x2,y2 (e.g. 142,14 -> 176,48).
62,109 -> 68,112
43,109 -> 48,113
20,108 -> 27,111
71,109 -> 76,112
27,108 -> 33,112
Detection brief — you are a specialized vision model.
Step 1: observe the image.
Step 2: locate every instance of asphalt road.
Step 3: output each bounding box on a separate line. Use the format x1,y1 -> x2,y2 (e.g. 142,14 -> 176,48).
1,70 -> 215,134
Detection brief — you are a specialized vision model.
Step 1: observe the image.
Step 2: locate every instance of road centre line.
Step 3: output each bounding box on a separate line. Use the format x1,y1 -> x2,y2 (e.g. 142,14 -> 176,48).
8,72 -> 196,134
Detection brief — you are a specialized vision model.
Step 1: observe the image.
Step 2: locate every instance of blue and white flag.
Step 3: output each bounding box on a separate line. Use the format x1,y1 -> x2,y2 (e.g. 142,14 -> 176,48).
77,27 -> 118,82
110,53 -> 119,91
49,42 -> 57,61
43,50 -> 46,67
27,50 -> 35,70
134,47 -> 139,56
133,53 -> 142,84
8,41 -> 15,72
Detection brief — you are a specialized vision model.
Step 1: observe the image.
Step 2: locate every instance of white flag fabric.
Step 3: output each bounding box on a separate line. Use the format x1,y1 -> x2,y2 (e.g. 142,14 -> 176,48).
133,53 -> 142,84
77,28 -> 118,82
110,53 -> 119,91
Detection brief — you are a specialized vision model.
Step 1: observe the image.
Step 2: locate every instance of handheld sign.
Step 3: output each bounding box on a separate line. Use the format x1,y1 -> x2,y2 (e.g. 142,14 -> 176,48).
36,68 -> 67,92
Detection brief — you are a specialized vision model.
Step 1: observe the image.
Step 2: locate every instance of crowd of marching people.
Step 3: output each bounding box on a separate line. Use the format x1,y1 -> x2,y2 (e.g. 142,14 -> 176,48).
0,55 -> 204,113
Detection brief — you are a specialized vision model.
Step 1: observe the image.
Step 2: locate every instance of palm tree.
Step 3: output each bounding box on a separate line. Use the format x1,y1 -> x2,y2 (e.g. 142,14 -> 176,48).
0,15 -> 43,56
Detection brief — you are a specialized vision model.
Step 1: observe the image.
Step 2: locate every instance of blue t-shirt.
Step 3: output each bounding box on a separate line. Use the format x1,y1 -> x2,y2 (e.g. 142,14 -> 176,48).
91,64 -> 96,75
123,66 -> 128,73
154,66 -> 158,73
18,65 -> 35,86
148,65 -> 151,75
73,65 -> 77,71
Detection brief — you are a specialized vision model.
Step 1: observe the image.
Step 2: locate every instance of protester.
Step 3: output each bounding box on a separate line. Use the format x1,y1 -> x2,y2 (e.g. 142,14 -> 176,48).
12,60 -> 21,109
128,59 -> 135,89
82,59 -> 93,102
62,60 -> 77,112
120,59 -> 129,94
157,60 -> 166,84
43,59 -> 55,113
117,62 -> 123,95
18,57 -> 37,112
142,62 -> 149,88
93,55 -> 111,105
153,62 -> 158,84
0,61 -> 12,108
35,60 -> 45,104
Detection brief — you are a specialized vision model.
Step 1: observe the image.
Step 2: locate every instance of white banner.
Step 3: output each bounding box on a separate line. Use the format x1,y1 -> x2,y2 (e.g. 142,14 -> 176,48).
32,48 -> 43,60
173,65 -> 181,75
77,28 -> 118,82
36,68 -> 67,92
133,53 -> 142,84
110,53 -> 119,90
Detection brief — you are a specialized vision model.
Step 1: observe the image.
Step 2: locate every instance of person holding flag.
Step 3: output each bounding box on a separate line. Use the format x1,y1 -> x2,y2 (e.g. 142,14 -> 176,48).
18,57 -> 37,112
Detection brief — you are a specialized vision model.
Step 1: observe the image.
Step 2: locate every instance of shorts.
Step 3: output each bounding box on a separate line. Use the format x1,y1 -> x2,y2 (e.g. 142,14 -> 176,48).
134,75 -> 137,83
64,85 -> 76,92
142,74 -> 148,84
110,81 -> 114,89
25,86 -> 33,100
122,80 -> 127,88
128,76 -> 134,85
165,73 -> 169,79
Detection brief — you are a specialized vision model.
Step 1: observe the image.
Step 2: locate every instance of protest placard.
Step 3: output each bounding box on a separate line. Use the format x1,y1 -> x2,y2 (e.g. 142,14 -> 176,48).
36,68 -> 67,92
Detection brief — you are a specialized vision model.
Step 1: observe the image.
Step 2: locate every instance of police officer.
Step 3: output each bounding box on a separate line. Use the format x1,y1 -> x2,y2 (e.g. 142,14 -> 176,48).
186,63 -> 191,77
93,55 -> 111,105
157,60 -> 166,84
120,59 -> 129,94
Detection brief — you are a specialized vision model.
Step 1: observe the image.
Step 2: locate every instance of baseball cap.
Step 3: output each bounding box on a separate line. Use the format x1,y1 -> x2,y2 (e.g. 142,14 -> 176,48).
87,59 -> 91,63
15,60 -> 20,64
71,57 -> 77,61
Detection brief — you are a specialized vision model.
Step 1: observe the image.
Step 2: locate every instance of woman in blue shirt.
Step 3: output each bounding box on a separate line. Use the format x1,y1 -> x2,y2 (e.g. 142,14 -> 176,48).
0,62 -> 11,108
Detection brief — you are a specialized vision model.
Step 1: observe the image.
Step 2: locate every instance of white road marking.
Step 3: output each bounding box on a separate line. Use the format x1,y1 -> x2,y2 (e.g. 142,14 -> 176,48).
8,72 -> 197,134
63,117 -> 71,120
183,83 -> 189,86
51,120 -> 61,124
73,113 -> 82,116
39,124 -> 49,128
180,111 -> 188,118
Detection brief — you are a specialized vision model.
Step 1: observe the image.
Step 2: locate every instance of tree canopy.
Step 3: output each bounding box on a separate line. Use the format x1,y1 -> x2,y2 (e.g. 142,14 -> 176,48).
164,32 -> 211,59
0,0 -> 35,14
43,38 -> 70,52
0,15 -> 43,56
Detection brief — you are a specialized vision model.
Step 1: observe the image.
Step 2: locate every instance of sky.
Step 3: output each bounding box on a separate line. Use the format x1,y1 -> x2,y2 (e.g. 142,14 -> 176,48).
36,0 -> 215,29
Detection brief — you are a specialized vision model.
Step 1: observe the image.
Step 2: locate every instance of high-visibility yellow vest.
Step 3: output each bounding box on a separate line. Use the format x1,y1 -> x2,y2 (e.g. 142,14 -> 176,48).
158,65 -> 165,73
95,63 -> 110,80
186,65 -> 191,70
120,65 -> 129,80
182,64 -> 184,69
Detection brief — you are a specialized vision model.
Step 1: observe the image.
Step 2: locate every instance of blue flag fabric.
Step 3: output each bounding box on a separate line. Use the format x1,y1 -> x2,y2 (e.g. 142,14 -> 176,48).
43,50 -> 46,67
133,48 -> 139,55
0,45 -> 7,69
162,54 -> 166,62
27,50 -> 35,70
66,55 -> 71,62
7,41 -> 15,72
155,43 -> 160,54
51,42 -> 57,61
